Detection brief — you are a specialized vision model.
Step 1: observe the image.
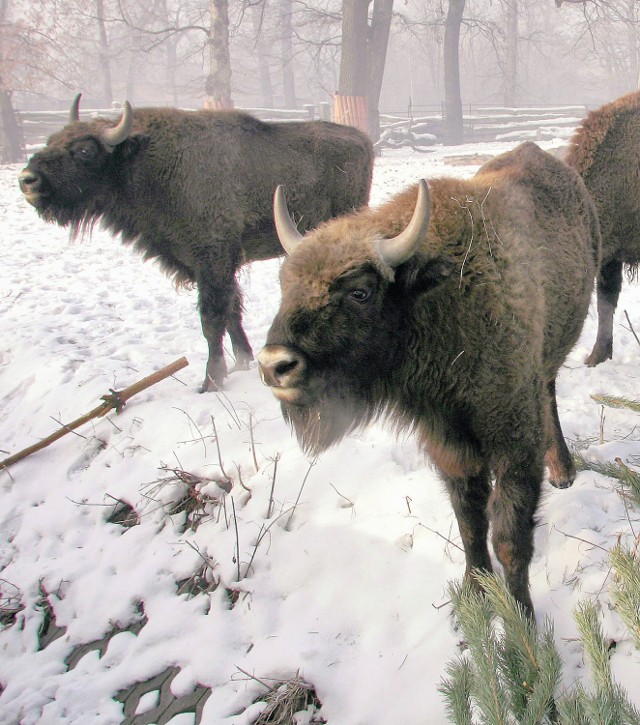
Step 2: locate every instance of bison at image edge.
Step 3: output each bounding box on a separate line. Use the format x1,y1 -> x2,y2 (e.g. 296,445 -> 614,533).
258,141 -> 601,617
18,94 -> 374,391
566,89 -> 640,368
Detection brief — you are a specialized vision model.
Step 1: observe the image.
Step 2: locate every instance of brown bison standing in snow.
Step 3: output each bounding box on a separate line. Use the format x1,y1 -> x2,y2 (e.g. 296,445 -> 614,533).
257,142 -> 601,616
18,95 -> 373,391
566,91 -> 640,366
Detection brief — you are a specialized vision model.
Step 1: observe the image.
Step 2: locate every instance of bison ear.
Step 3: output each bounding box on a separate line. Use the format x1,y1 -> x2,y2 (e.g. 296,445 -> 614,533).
395,255 -> 456,295
113,133 -> 150,161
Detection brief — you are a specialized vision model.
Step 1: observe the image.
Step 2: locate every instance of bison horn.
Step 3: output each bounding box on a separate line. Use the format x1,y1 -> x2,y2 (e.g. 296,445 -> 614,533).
101,101 -> 133,148
378,179 -> 431,268
274,185 -> 304,254
69,93 -> 81,123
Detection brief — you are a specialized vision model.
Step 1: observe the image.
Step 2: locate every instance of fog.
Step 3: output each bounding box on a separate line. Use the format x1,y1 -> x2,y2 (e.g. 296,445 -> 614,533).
4,0 -> 639,114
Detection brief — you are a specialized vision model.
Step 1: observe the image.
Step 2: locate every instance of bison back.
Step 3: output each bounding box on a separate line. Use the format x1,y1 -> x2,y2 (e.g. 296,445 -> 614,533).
476,142 -> 600,376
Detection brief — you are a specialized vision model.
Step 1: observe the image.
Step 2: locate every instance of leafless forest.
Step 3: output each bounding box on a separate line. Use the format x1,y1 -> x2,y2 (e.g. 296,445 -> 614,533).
0,1 -> 639,158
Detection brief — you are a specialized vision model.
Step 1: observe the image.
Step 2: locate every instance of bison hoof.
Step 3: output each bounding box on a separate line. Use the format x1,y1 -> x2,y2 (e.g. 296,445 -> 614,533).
199,372 -> 225,393
199,379 -> 220,393
585,344 -> 612,367
229,354 -> 253,373
549,477 -> 574,489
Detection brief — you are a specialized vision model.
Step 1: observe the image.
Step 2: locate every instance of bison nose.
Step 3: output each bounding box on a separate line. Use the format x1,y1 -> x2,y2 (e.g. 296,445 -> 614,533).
257,345 -> 306,388
18,169 -> 41,194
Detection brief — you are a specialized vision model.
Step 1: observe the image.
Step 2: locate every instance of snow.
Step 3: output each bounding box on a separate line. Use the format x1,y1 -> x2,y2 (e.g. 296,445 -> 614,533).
1,139 -> 640,724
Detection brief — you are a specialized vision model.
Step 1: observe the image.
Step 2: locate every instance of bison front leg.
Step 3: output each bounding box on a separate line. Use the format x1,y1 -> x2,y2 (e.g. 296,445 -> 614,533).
444,468 -> 494,589
489,453 -> 544,619
586,258 -> 623,367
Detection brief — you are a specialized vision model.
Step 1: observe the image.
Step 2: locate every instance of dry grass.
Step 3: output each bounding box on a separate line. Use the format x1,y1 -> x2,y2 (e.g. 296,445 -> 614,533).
251,676 -> 325,724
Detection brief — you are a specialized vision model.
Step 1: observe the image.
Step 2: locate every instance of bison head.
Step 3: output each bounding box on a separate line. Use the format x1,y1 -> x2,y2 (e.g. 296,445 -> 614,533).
18,94 -> 139,228
258,180 -> 454,455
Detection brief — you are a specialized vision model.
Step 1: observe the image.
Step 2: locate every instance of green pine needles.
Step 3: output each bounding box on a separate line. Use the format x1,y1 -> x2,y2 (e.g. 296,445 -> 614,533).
440,569 -> 640,725
439,574 -> 560,725
610,545 -> 640,653
441,392 -> 640,723
590,394 -> 640,414
572,452 -> 640,509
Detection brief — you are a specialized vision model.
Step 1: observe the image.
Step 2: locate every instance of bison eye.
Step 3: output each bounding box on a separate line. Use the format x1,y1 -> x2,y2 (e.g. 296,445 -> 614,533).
349,287 -> 372,303
74,143 -> 98,163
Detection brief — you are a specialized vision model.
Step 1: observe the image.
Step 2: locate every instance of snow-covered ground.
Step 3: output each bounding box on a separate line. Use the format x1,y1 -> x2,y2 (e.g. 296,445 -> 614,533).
1,138 -> 639,724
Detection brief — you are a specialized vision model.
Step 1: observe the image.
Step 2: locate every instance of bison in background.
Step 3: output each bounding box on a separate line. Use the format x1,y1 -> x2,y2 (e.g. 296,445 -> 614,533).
18,95 -> 373,391
565,91 -> 640,366
258,142 -> 601,617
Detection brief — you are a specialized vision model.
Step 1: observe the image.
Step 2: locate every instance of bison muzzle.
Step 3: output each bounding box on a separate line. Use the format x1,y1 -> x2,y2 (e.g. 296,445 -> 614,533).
258,142 -> 601,617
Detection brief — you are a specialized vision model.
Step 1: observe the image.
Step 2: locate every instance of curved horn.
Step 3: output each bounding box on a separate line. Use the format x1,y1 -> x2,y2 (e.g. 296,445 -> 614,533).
101,101 -> 133,148
69,93 -> 81,123
378,179 -> 431,268
274,185 -> 304,255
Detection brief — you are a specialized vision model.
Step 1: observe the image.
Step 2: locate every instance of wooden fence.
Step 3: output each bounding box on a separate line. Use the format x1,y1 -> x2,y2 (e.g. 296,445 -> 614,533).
376,104 -> 586,150
15,103 -> 333,154
14,102 -> 586,157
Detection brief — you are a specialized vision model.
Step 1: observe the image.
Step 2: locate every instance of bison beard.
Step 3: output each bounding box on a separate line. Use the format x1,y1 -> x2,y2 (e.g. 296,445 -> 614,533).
280,378 -> 383,456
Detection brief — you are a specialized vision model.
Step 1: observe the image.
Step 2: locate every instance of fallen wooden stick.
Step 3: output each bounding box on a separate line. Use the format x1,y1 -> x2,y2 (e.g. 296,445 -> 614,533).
0,356 -> 189,471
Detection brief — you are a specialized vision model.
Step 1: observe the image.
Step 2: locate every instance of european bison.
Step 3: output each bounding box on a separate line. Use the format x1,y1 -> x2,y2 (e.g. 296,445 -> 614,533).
18,95 -> 373,391
257,142 -> 600,616
565,91 -> 640,366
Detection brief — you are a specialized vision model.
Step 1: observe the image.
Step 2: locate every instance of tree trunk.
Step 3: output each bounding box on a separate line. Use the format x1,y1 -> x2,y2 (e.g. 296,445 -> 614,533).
279,0 -> 296,108
338,0 -> 369,97
0,87 -> 22,163
627,0 -> 640,90
166,38 -> 179,106
367,0 -> 393,141
206,0 -> 233,108
251,2 -> 274,108
503,0 -> 518,106
96,0 -> 113,106
443,0 -> 465,145
337,0 -> 394,141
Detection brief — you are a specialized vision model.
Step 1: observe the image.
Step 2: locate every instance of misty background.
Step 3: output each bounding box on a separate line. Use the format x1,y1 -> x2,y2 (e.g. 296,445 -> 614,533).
0,1 -> 638,118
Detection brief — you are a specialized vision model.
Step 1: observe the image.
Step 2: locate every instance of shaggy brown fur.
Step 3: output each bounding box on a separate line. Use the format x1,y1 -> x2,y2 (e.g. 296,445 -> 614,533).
565,91 -> 640,366
18,100 -> 373,391
258,142 -> 601,616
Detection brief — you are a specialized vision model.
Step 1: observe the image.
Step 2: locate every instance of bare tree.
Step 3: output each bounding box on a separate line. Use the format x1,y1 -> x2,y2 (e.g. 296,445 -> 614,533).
336,0 -> 394,140
0,0 -> 21,161
279,0 -> 296,107
367,0 -> 393,140
96,0 -> 114,105
250,0 -> 274,107
503,0 -> 518,105
443,0 -> 465,145
206,0 -> 233,107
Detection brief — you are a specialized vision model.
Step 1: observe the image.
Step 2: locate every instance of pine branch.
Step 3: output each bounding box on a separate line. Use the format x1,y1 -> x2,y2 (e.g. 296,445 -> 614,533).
591,394 -> 640,414
573,600 -> 640,724
610,544 -> 640,652
439,658 -> 474,725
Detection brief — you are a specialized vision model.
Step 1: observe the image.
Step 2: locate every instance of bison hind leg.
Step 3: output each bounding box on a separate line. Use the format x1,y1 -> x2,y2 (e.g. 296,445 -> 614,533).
226,286 -> 254,372
197,264 -> 253,392
585,258 -> 623,367
545,380 -> 576,489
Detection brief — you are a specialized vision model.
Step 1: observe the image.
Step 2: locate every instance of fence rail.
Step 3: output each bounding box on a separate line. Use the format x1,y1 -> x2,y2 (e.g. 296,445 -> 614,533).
377,104 -> 585,149
15,102 -> 586,156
